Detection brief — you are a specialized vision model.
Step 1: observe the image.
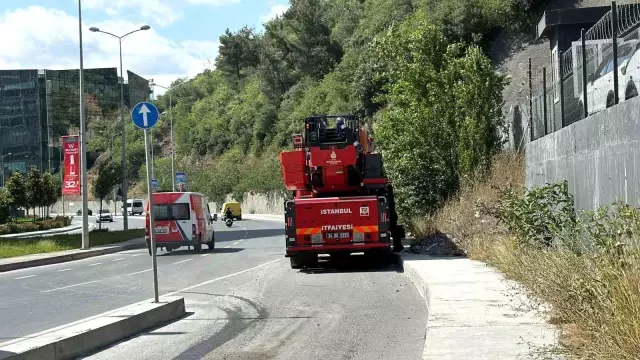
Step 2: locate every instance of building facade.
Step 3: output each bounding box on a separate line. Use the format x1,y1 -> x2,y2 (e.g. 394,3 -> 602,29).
0,68 -> 150,186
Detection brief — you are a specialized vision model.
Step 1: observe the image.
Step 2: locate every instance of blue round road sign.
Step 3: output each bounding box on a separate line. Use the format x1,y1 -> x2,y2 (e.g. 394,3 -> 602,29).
131,102 -> 160,129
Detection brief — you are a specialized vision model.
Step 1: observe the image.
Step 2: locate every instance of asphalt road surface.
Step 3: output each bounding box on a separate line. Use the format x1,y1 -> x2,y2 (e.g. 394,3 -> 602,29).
0,219 -> 427,359
65,215 -> 146,234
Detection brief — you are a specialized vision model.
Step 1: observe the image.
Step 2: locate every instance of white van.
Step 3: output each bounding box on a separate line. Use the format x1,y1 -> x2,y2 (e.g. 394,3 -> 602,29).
123,198 -> 144,216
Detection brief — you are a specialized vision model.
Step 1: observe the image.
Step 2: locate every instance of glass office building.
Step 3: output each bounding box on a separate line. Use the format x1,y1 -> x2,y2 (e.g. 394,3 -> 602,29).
0,68 -> 150,186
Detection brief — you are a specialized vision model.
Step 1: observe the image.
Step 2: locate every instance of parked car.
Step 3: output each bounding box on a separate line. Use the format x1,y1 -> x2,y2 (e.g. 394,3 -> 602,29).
77,209 -> 93,216
95,209 -> 113,223
578,40 -> 640,114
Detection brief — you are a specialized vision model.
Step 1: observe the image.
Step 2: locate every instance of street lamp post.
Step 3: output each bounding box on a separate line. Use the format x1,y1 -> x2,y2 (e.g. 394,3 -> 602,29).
89,24 -> 150,230
78,0 -> 89,249
150,80 -> 192,192
1,153 -> 12,188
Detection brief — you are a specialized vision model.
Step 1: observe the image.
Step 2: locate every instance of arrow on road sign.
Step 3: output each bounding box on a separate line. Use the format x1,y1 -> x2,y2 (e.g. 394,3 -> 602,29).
131,102 -> 160,129
139,104 -> 151,127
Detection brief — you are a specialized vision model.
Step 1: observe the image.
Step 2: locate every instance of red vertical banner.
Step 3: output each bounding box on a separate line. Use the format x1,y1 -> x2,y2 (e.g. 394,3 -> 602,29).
61,135 -> 80,195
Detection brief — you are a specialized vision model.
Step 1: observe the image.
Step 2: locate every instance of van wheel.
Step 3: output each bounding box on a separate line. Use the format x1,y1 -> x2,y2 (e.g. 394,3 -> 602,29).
207,232 -> 215,250
194,237 -> 202,253
237,215 -> 242,221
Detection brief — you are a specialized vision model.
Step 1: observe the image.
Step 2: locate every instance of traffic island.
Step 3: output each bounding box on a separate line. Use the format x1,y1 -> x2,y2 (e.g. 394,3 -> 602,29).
0,296 -> 185,360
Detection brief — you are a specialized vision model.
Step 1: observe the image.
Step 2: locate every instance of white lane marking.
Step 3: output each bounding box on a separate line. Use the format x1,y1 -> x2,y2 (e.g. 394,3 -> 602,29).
224,245 -> 231,248
112,258 -> 125,262
14,275 -> 36,280
132,254 -> 143,257
57,268 -> 72,272
173,259 -> 193,265
89,263 -> 102,267
43,280 -> 99,293
165,258 -> 283,297
233,241 -> 240,245
200,253 -> 210,257
126,269 -> 152,276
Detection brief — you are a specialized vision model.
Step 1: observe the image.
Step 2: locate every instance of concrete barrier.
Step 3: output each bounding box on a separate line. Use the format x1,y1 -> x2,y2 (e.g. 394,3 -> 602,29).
0,296 -> 185,360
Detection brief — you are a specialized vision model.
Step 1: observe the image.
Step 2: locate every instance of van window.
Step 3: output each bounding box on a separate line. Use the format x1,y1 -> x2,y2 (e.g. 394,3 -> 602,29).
154,203 -> 190,221
133,201 -> 143,207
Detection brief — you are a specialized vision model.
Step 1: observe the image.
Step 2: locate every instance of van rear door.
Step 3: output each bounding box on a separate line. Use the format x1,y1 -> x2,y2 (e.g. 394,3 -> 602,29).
153,201 -> 193,243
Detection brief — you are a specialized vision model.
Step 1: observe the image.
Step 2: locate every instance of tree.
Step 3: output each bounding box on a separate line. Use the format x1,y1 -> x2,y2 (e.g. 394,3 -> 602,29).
5,172 -> 26,216
0,188 -> 11,224
92,161 -> 122,229
216,26 -> 260,82
26,167 -> 45,220
42,172 -> 59,218
373,11 -> 506,218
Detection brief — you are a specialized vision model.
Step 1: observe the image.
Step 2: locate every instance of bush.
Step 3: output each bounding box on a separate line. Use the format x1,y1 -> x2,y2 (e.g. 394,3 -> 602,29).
497,180 -> 577,249
0,216 -> 72,235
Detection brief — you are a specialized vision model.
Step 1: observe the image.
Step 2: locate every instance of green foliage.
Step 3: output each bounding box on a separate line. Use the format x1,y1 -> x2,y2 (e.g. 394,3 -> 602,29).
80,0 -> 531,217
6,172 -> 26,211
373,11 -> 506,218
93,161 -> 122,201
0,188 -> 10,224
0,216 -> 72,235
26,168 -> 45,218
498,181 -> 577,249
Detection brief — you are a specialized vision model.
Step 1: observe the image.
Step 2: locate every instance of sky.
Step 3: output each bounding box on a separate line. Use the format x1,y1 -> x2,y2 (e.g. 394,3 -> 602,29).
0,0 -> 290,95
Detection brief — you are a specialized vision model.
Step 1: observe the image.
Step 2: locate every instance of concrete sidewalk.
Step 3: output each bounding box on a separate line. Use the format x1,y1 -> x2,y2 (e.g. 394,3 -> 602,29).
0,237 -> 145,273
243,213 -> 283,222
400,253 -> 560,359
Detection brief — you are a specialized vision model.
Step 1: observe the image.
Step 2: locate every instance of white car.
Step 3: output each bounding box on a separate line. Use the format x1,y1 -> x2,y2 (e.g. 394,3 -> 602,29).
95,209 -> 113,223
579,40 -> 640,114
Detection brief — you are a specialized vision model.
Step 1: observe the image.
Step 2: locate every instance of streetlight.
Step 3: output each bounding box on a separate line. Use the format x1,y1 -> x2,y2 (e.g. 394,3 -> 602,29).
1,153 -> 11,188
89,24 -> 150,231
149,79 -> 193,192
78,0 -> 89,249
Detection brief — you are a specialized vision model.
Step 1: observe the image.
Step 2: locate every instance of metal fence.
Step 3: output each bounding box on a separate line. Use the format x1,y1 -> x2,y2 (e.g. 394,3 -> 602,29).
528,1 -> 640,141
0,68 -> 150,182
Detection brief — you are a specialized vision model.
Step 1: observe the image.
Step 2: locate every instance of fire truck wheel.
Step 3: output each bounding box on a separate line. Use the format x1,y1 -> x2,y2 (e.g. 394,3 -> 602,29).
365,249 -> 392,265
290,255 -> 303,269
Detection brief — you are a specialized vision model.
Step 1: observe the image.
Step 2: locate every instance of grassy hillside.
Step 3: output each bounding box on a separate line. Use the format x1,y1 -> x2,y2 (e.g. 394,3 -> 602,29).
87,0 -> 549,217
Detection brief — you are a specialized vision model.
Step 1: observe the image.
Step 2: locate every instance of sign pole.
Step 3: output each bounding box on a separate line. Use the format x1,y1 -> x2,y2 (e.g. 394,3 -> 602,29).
131,101 -> 161,303
144,128 -> 159,303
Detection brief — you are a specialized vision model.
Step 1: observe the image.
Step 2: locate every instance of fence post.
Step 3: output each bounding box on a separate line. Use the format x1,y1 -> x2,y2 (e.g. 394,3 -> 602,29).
581,28 -> 589,118
543,67 -> 548,135
529,58 -> 534,141
559,51 -> 566,128
612,1 -> 620,105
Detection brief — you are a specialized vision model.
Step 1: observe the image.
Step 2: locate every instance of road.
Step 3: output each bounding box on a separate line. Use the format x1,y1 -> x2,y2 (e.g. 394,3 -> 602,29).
0,219 -> 427,359
65,215 -> 146,234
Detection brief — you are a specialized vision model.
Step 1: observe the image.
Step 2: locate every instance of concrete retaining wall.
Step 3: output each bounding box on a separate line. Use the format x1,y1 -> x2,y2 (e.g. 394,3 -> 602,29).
525,95 -> 640,211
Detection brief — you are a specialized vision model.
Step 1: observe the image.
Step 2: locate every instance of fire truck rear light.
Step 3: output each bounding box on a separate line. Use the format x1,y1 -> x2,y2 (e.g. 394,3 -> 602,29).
288,237 -> 296,244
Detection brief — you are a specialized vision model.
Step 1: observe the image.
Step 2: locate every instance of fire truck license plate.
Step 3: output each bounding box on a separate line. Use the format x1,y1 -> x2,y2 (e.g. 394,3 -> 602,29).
326,232 -> 350,240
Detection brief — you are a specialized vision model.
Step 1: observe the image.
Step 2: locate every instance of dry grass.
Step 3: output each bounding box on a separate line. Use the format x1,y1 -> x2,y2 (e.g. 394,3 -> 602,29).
414,152 -> 640,359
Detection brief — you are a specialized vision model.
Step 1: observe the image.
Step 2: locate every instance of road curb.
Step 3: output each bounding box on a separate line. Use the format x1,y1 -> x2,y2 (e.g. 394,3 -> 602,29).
0,226 -> 82,239
0,296 -> 185,360
395,254 -> 431,308
0,240 -> 145,273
